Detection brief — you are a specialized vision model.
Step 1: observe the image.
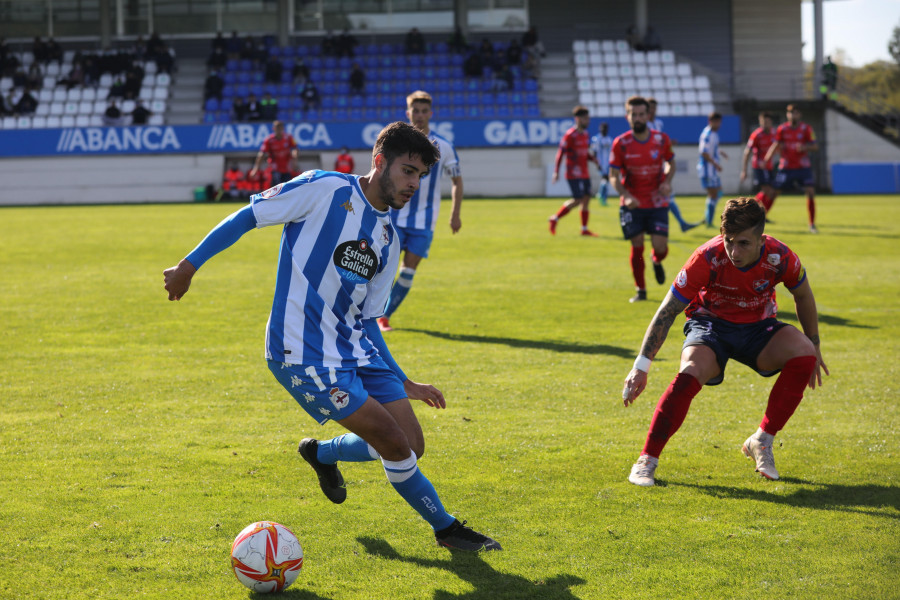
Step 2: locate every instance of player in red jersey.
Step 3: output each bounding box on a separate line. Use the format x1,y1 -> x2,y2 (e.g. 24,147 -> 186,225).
764,105 -> 820,233
549,105 -> 599,237
621,197 -> 828,487
250,120 -> 299,187
221,162 -> 246,199
333,146 -> 355,174
610,96 -> 675,303
740,111 -> 777,217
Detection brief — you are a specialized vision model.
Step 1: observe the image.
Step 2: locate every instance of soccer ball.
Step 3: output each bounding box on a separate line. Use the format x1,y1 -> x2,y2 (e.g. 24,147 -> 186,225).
230,521 -> 304,593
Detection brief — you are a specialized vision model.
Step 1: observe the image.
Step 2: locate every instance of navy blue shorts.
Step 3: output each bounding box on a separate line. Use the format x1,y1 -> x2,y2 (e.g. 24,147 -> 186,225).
682,316 -> 789,386
271,171 -> 294,186
753,168 -> 776,188
620,206 -> 669,240
567,178 -> 591,198
775,168 -> 814,191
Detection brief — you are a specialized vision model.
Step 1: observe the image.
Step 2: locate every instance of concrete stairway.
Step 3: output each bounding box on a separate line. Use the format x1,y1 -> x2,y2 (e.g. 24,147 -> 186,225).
538,52 -> 577,118
167,57 -> 206,125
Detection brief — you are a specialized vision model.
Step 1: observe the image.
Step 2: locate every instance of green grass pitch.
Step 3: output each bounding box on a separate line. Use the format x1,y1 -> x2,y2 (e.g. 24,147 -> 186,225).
0,194 -> 897,599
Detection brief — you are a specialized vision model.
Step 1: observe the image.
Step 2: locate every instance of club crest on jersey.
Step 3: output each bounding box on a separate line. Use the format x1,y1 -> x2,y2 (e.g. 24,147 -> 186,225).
676,269 -> 688,288
333,238 -> 378,283
328,387 -> 349,410
260,183 -> 284,198
767,253 -> 781,266
753,279 -> 770,293
650,149 -> 659,159
381,225 -> 391,245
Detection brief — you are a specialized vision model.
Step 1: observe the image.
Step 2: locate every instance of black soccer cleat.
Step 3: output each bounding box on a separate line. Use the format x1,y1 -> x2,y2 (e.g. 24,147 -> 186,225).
435,519 -> 502,552
652,260 -> 665,285
298,438 -> 347,504
629,289 -> 647,303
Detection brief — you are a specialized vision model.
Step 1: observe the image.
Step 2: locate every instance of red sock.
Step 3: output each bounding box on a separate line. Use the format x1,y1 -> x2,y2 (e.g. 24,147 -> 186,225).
652,247 -> 668,264
630,245 -> 646,290
760,356 -> 816,435
642,373 -> 702,458
555,204 -> 572,219
755,191 -> 771,212
806,195 -> 816,225
580,209 -> 589,228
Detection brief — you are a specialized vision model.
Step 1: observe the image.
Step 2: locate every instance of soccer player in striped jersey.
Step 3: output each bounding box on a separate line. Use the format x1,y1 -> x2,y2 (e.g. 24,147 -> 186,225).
764,104 -> 820,233
622,198 -> 828,487
377,91 -> 463,332
548,105 -> 599,236
647,97 -> 700,233
697,111 -> 728,227
590,121 -> 613,206
163,122 -> 500,552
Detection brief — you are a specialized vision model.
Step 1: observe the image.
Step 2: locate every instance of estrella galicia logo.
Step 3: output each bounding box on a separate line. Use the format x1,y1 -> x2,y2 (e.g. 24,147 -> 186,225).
333,239 -> 378,283
753,278 -> 770,293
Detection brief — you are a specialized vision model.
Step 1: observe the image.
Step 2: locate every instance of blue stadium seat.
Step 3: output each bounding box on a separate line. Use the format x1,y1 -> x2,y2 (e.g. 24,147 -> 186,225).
222,86 -> 235,99
482,105 -> 496,117
251,71 -> 264,83
378,108 -> 394,120
465,92 -> 479,105
337,82 -> 351,94
324,57 -> 338,69
321,82 -> 336,95
226,59 -> 239,71
467,105 -> 481,118
408,55 -> 422,68
526,106 -> 541,117
349,108 -> 363,120
423,55 -> 437,67
235,84 -> 249,97
334,108 -> 348,120
282,46 -> 295,58
237,71 -> 250,84
496,105 -> 510,117
451,79 -> 465,92
306,109 -> 319,120
350,96 -> 363,108
321,96 -> 334,108
510,104 -> 525,117
203,111 -> 216,123
365,95 -> 378,108
204,98 -> 219,111
268,46 -> 281,58
224,72 -> 237,84
363,55 -> 378,69
308,57 -> 323,69
296,45 -> 311,57
466,79 -> 480,91
364,108 -> 378,119
291,96 -> 304,109
524,79 -> 538,91
338,57 -> 352,69
290,109 -> 304,121
320,108 -> 334,120
239,59 -> 252,70
393,55 -> 408,68
451,105 -> 466,119
436,54 -> 451,67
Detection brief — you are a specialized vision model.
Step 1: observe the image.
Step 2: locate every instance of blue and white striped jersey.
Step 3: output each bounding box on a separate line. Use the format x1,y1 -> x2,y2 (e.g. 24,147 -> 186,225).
590,134 -> 613,172
250,170 -> 398,367
390,130 -> 459,231
697,125 -> 720,177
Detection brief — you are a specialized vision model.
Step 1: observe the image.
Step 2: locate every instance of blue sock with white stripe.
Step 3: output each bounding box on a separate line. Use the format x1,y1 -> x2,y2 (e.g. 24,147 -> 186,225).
385,267 -> 415,317
668,196 -> 689,228
382,454 -> 456,531
317,433 -> 378,464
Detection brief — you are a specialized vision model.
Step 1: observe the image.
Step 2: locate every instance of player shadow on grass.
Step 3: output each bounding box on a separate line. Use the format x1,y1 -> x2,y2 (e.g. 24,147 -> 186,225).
249,588 -> 331,599
404,328 -> 633,358
356,536 -> 587,600
777,311 -> 875,329
671,480 -> 900,520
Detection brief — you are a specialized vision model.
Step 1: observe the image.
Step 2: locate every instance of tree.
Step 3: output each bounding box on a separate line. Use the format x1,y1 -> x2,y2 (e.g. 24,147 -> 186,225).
890,21 -> 900,66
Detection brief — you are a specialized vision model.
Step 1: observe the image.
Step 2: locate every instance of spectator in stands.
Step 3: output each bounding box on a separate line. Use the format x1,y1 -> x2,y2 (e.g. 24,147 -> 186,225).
349,62 -> 366,96
337,29 -> 358,58
300,80 -> 320,112
46,37 -> 63,64
108,76 -> 126,100
103,100 -> 124,125
222,163 -> 246,199
147,32 -> 165,60
522,48 -> 540,80
405,27 -> 426,55
626,25 -> 641,50
292,58 -> 310,84
232,96 -> 248,122
83,55 -> 100,87
131,98 -> 151,125
463,51 -> 484,78
123,69 -> 142,100
0,37 -> 10,70
14,87 -> 38,115
321,31 -> 337,56
522,26 -> 545,58
260,92 -> 278,120
479,39 -> 494,63
12,66 -> 27,88
333,147 -> 354,174
204,69 -> 225,103
448,26 -> 468,54
246,93 -> 262,121
0,92 -> 12,116
226,31 -> 242,59
642,26 -> 661,51
207,46 -> 227,71
26,62 -> 43,89
264,54 -> 283,84
212,31 -> 227,54
132,36 -> 148,63
821,56 -> 838,99
32,36 -> 49,64
493,59 -> 514,92
2,44 -> 20,78
505,39 -> 523,65
154,43 -> 175,74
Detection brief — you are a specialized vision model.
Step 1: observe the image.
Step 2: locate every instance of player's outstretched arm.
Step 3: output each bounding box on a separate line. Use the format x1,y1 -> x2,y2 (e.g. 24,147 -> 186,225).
789,279 -> 830,389
622,290 -> 688,406
449,175 -> 463,234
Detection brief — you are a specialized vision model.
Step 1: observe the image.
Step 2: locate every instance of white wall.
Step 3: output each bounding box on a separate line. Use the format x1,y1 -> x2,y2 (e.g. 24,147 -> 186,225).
826,109 -> 900,164
0,154 -> 225,205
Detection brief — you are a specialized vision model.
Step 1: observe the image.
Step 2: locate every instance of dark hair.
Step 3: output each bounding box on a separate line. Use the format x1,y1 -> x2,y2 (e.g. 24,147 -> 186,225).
720,197 -> 766,236
760,111 -> 774,120
371,121 -> 440,170
709,111 -> 722,121
573,105 -> 589,117
626,95 -> 649,111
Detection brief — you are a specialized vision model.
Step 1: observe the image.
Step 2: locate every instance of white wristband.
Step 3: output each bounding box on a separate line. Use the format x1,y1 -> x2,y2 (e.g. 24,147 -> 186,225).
633,355 -> 652,373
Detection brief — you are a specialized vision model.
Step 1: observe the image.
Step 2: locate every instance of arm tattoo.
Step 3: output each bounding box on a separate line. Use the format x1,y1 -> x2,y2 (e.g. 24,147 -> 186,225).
639,295 -> 687,359
807,333 -> 820,345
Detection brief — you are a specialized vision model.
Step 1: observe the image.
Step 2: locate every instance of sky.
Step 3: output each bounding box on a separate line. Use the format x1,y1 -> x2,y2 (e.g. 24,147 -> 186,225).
801,0 -> 900,66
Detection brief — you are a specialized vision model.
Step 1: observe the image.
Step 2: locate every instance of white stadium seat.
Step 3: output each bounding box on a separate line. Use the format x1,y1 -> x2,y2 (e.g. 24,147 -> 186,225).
651,90 -> 668,103
143,60 -> 157,75
669,103 -> 685,116
697,89 -> 713,103
150,99 -> 166,113
645,51 -> 661,63
633,64 -> 648,77
594,91 -> 610,104
67,88 -> 83,101
590,65 -> 605,78
0,77 -> 12,92
46,115 -> 61,128
82,87 -> 97,101
587,40 -> 601,52
99,73 -> 113,87
75,114 -> 90,127
677,63 -> 692,76
577,79 -> 592,91
660,50 -> 675,63
139,87 -> 153,101
52,89 -> 67,102
680,76 -> 695,89
648,65 -> 663,77
607,78 -> 622,91
656,103 -> 671,116
153,85 -> 168,99
17,116 -> 32,128
65,102 -> 79,114
694,75 -> 710,90
683,90 -> 699,103
662,64 -> 678,77
121,99 -> 136,113
43,76 -> 56,89
78,101 -> 93,114
573,40 -> 587,52
50,102 -> 64,116
588,51 -> 603,65
685,103 -> 701,115
632,52 -> 646,64
148,114 -> 164,125
603,53 -> 617,65
616,52 -> 631,64
575,65 -> 590,78
579,91 -> 594,104
89,114 -> 104,126
668,90 -> 683,103
2,116 -> 17,129
609,91 -> 626,105
36,102 -> 50,116
619,64 -> 633,76
592,78 -> 607,90
601,40 -> 615,52
615,40 -> 629,52
60,115 -> 76,127
32,116 -> 47,128
605,65 -> 619,77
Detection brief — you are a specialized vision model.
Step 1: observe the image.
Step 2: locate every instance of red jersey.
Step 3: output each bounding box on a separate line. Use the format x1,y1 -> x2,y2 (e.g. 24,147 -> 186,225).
774,122 -> 815,169
222,168 -> 245,191
746,127 -> 775,170
334,152 -> 355,174
610,130 -> 674,208
554,126 -> 593,180
260,133 -> 297,172
672,235 -> 807,324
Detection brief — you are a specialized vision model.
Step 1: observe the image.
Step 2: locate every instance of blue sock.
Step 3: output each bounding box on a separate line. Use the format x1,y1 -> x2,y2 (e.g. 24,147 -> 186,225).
382,455 -> 456,531
668,197 -> 689,228
385,267 -> 415,317
317,433 -> 378,464
599,181 -> 608,206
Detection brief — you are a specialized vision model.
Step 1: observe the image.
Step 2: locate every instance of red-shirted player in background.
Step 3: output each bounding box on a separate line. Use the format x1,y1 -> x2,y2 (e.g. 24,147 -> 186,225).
250,120 -> 299,187
764,105 -> 820,233
740,111 -> 777,218
610,96 -> 675,303
549,105 -> 599,237
221,163 -> 246,200
621,197 -> 828,487
333,146 -> 355,174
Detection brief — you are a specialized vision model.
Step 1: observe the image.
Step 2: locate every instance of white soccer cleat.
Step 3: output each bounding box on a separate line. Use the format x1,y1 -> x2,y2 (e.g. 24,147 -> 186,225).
628,454 -> 658,487
742,435 -> 780,480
